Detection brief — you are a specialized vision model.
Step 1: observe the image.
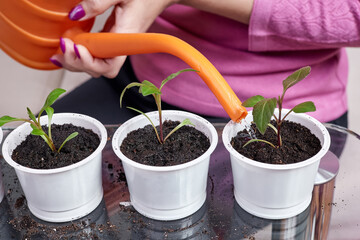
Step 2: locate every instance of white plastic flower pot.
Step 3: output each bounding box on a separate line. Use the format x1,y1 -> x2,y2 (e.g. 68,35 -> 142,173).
2,113 -> 107,222
0,127 -> 4,203
112,110 -> 218,221
222,109 -> 331,219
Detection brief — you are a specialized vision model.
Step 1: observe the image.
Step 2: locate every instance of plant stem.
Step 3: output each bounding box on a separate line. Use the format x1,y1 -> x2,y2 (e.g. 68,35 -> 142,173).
33,119 -> 57,152
40,123 -> 56,152
46,134 -> 56,151
126,106 -> 162,143
273,114 -> 279,122
277,122 -> 282,147
277,97 -> 283,147
282,109 -> 293,122
154,94 -> 164,143
37,109 -> 44,125
42,134 -> 57,152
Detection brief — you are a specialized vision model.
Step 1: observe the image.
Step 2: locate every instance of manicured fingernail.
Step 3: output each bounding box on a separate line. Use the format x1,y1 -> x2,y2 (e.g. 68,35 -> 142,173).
60,38 -> 66,53
68,5 -> 85,20
50,58 -> 62,68
74,44 -> 81,59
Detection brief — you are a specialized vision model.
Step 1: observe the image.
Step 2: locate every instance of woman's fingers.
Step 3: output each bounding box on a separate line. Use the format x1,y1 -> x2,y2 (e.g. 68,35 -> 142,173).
50,38 -> 126,78
74,44 -> 127,78
50,38 -> 79,71
68,0 -> 121,21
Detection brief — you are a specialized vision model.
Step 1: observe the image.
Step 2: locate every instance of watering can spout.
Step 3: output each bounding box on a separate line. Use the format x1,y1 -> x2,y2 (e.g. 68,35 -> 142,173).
0,1 -> 247,122
67,29 -> 248,122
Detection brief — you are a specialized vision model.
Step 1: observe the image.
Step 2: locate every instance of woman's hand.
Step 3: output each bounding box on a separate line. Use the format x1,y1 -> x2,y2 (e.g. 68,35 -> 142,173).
50,0 -> 178,78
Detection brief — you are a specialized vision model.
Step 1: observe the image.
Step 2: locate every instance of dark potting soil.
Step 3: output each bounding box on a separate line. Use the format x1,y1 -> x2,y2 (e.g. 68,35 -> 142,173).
231,120 -> 321,164
120,120 -> 210,166
11,124 -> 100,169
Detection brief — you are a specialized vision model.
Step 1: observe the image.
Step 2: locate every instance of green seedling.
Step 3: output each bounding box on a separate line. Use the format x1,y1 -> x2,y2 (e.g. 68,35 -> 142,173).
120,68 -> 198,144
242,66 -> 316,148
0,88 -> 78,153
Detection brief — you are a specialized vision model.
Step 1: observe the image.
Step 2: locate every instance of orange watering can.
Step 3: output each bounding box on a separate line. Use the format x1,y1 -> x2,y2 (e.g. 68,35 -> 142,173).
0,0 -> 247,122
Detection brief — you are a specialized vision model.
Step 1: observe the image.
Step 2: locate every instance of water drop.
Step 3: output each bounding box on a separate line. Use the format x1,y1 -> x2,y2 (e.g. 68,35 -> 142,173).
242,119 -> 257,139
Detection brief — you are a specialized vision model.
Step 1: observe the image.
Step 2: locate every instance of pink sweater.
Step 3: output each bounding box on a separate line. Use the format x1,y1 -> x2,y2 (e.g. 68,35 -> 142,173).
131,0 -> 360,122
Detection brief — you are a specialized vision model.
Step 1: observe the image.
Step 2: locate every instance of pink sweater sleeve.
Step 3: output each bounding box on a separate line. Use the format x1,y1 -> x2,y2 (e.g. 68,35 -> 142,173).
249,0 -> 360,51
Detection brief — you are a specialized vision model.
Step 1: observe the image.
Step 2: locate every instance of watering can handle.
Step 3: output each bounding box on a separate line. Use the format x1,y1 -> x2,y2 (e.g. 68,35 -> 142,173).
65,30 -> 247,122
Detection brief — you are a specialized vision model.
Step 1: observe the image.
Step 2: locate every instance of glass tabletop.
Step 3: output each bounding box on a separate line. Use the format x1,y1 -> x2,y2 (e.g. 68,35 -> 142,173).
0,123 -> 358,239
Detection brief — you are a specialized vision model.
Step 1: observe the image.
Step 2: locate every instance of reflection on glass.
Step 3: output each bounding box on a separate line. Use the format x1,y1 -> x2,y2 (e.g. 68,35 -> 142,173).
228,202 -> 312,239
129,202 -> 213,239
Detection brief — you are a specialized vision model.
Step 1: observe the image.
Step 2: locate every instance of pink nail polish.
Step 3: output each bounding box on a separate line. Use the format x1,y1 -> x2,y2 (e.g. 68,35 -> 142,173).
60,38 -> 66,53
68,5 -> 85,21
50,58 -> 62,68
74,44 -> 81,59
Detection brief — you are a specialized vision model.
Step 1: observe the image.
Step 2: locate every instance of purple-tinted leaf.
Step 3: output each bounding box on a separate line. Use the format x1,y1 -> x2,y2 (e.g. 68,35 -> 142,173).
252,98 -> 277,135
292,101 -> 316,113
282,66 -> 311,94
242,95 -> 264,107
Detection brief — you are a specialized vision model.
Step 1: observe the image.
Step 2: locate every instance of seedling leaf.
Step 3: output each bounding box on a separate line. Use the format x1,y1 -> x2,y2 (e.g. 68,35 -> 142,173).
267,123 -> 278,134
30,127 -> 45,136
58,132 -> 79,152
0,116 -> 22,126
242,139 -> 276,148
27,108 -> 37,123
43,88 -> 66,109
160,69 -> 198,90
252,98 -> 277,135
292,101 -> 316,113
163,118 -> 194,142
139,80 -> 161,96
282,66 -> 311,94
242,95 -> 265,108
45,107 -> 54,120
